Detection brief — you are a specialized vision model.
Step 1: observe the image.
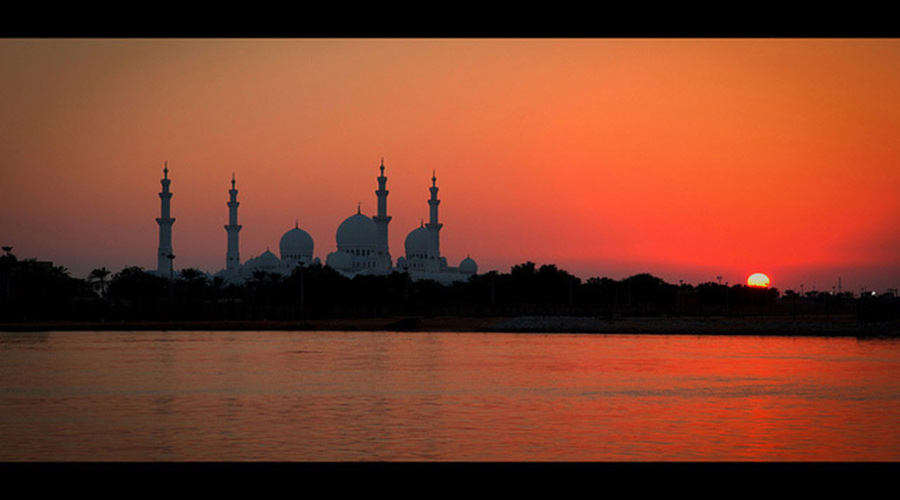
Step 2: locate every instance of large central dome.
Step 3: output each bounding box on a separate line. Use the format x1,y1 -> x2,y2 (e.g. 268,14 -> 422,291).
336,212 -> 377,249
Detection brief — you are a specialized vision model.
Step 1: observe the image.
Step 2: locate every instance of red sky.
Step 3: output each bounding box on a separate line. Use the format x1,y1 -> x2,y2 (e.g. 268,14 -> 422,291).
2,38 -> 899,293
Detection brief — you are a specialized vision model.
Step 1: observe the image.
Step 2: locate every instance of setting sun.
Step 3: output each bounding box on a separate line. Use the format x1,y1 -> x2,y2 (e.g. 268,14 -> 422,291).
747,273 -> 771,288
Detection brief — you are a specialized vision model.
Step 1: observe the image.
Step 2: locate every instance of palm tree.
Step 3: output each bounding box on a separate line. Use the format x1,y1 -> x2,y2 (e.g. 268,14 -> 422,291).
88,267 -> 111,297
178,268 -> 210,302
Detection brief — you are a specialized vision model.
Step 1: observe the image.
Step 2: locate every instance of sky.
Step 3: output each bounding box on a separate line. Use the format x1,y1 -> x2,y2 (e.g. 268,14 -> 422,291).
2,38 -> 899,293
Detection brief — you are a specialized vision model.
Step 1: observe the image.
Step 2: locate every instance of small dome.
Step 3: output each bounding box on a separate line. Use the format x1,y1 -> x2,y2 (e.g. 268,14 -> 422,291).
336,212 -> 377,249
326,250 -> 352,270
255,249 -> 280,269
280,226 -> 314,261
405,226 -> 429,257
460,256 -> 478,274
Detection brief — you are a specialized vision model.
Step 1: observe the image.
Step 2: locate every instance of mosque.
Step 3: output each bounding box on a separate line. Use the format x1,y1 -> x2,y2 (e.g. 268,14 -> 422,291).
153,160 -> 478,284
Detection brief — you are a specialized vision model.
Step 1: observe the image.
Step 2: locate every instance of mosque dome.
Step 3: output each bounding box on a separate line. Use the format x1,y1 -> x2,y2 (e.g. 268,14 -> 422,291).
255,249 -> 281,270
459,256 -> 478,274
280,225 -> 314,261
326,250 -> 353,270
404,225 -> 429,258
336,212 -> 377,249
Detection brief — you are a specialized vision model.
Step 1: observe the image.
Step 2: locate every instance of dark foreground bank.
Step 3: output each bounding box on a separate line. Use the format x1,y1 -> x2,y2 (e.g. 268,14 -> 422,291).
1,315 -> 899,337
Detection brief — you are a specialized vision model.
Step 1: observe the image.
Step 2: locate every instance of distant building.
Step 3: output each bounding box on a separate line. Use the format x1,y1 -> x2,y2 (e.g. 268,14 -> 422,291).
152,160 -> 477,284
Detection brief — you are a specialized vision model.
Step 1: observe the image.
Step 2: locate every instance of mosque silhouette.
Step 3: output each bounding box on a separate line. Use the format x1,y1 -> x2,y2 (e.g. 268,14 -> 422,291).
153,160 -> 477,284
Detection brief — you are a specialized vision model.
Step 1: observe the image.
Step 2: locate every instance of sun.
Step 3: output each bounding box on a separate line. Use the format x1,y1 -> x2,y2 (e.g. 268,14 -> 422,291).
747,273 -> 771,288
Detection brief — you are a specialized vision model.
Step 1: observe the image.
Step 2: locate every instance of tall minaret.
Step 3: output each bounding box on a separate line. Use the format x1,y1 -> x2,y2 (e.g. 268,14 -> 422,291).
156,162 -> 175,277
372,159 -> 392,271
224,173 -> 242,272
425,170 -> 443,272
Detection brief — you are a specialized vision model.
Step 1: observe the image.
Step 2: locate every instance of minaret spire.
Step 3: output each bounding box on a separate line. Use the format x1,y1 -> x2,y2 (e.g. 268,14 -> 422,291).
224,173 -> 242,272
425,170 -> 443,272
156,162 -> 175,277
373,159 -> 393,271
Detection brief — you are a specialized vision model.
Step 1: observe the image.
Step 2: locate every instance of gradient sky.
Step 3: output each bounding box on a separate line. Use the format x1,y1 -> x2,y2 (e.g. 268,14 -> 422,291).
2,38 -> 899,293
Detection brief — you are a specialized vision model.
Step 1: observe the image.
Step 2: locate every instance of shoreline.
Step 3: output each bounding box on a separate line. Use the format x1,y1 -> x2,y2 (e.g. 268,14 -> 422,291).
2,315 -> 899,337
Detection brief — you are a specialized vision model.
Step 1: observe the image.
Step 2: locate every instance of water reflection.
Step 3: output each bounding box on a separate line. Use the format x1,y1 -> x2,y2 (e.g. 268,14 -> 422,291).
0,331 -> 50,348
1,331 -> 899,461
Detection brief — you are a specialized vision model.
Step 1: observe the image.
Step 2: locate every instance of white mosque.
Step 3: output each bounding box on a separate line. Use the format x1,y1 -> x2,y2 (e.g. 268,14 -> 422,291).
153,160 -> 478,284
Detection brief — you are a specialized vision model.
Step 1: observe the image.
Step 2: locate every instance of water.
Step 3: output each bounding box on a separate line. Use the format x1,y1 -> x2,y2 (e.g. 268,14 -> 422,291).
1,330 -> 899,461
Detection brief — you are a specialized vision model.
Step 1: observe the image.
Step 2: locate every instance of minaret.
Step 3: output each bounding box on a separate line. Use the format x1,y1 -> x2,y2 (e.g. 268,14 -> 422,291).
156,162 -> 175,277
224,173 -> 242,272
372,159 -> 392,271
425,170 -> 443,272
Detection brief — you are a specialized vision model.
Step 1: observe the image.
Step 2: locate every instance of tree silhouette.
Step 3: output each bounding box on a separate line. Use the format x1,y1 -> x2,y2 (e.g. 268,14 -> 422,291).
0,257 -> 91,320
176,268 -> 210,302
87,267 -> 111,297
106,266 -> 168,301
3,253 -> 850,324
245,269 -> 285,305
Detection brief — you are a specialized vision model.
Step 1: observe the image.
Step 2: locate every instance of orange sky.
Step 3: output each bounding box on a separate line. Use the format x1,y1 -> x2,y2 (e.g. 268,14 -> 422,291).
2,38 -> 899,292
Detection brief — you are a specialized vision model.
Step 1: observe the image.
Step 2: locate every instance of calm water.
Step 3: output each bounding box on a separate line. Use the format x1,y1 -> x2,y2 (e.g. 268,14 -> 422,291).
1,330 -> 899,461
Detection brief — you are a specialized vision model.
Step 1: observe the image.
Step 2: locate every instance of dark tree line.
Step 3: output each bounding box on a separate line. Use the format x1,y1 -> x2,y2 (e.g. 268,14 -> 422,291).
1,252 -> 897,323
0,253 -> 93,321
